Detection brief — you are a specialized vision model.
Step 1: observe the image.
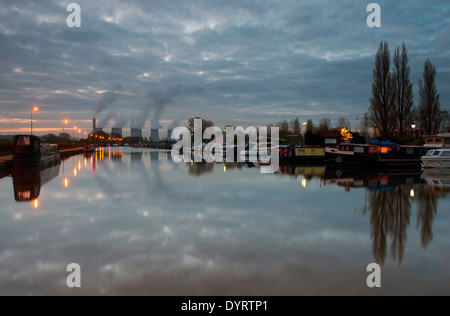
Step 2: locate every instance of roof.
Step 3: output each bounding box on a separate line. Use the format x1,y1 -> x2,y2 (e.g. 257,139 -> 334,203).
320,131 -> 340,138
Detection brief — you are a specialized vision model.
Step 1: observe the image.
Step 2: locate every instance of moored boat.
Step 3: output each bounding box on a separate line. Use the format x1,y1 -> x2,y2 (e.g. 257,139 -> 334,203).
325,141 -> 427,168
280,146 -> 325,164
424,133 -> 450,149
421,149 -> 450,169
12,135 -> 60,168
83,144 -> 96,153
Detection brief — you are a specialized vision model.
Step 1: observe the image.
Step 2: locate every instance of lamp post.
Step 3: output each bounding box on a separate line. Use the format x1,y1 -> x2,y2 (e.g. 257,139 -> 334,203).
411,124 -> 416,139
73,126 -> 77,143
63,120 -> 69,134
78,129 -> 81,141
31,107 -> 39,135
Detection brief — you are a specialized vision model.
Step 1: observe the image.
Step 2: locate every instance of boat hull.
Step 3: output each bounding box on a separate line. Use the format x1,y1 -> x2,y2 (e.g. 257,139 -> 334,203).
12,154 -> 61,170
325,144 -> 424,171
421,157 -> 450,169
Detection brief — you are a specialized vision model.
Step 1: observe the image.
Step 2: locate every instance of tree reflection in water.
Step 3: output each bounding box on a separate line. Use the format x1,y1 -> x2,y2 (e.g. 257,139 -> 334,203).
416,188 -> 439,249
369,184 -> 444,266
369,186 -> 411,266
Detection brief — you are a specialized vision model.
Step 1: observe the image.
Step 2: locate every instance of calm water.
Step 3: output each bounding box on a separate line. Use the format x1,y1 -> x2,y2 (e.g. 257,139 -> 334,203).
0,147 -> 449,295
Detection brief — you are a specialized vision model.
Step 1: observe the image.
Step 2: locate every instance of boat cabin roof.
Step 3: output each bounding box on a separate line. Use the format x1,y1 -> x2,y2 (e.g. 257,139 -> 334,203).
425,149 -> 450,156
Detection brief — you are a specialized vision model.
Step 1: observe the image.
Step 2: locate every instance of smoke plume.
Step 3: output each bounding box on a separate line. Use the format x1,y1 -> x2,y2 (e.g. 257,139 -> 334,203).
94,84 -> 123,115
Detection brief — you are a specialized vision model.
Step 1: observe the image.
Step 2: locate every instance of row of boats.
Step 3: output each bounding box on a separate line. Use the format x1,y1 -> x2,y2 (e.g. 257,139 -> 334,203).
280,134 -> 450,171
8,133 -> 450,173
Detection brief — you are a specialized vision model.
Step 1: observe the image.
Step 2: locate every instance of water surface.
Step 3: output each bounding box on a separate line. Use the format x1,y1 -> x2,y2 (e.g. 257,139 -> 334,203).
0,147 -> 449,295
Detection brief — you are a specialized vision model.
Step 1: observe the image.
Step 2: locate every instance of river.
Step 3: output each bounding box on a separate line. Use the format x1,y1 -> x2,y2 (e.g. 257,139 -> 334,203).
0,147 -> 449,295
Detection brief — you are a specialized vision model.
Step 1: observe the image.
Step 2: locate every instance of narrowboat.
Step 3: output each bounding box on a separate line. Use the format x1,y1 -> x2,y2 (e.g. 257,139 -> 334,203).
83,144 -> 96,153
424,133 -> 450,148
324,168 -> 421,191
12,163 -> 60,202
421,149 -> 450,169
279,164 -> 326,178
12,135 -> 60,168
325,141 -> 427,168
280,146 -> 325,164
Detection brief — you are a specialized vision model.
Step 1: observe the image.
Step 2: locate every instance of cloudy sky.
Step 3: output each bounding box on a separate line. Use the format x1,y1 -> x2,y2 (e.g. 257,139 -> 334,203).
0,0 -> 449,135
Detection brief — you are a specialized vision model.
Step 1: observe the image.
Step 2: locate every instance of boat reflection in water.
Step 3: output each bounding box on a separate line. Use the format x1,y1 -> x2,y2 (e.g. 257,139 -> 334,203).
325,168 -> 448,266
12,164 -> 60,203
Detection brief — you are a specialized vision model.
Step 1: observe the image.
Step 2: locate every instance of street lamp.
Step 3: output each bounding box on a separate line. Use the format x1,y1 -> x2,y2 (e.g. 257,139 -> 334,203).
78,129 -> 81,141
63,120 -> 69,134
411,124 -> 417,139
73,126 -> 77,141
31,107 -> 39,135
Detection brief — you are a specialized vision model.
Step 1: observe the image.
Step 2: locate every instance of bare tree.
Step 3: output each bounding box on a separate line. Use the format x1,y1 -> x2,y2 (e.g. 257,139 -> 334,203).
370,41 -> 397,140
279,119 -> 289,133
305,119 -> 314,133
187,117 -> 214,134
393,43 -> 414,137
336,117 -> 351,130
317,118 -> 331,134
360,112 -> 371,138
418,59 -> 441,135
289,117 -> 301,134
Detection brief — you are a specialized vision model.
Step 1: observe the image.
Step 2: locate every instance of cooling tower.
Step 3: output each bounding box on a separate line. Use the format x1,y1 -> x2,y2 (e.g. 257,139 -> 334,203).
167,129 -> 174,140
151,129 -> 160,142
111,128 -> 123,137
130,128 -> 143,138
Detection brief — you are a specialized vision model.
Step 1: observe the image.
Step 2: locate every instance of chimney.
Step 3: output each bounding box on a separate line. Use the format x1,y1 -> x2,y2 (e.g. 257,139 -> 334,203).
130,128 -> 142,138
151,129 -> 160,142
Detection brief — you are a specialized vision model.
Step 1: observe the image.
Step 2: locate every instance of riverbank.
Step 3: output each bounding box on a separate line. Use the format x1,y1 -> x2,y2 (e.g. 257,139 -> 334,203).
59,147 -> 84,159
0,147 -> 83,172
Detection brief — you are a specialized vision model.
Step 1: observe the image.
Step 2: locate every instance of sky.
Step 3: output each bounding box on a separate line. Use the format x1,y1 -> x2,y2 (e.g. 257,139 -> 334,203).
0,0 -> 449,136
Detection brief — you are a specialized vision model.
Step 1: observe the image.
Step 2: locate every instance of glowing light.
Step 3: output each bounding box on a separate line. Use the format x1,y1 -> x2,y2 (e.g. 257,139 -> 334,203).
341,128 -> 354,142
74,168 -> 77,177
224,165 -> 227,173
78,160 -> 81,171
64,178 -> 69,188
33,107 -> 39,112
302,178 -> 307,188
410,189 -> 415,198
33,199 -> 39,209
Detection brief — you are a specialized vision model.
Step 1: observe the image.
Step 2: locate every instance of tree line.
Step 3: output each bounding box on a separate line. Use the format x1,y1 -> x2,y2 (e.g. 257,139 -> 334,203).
370,41 -> 449,139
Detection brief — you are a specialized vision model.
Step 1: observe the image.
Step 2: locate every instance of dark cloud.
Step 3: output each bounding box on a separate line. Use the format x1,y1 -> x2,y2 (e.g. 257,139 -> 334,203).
0,0 -> 449,134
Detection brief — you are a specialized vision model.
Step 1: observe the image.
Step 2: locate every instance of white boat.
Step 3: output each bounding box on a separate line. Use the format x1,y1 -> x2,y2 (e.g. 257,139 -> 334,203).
421,149 -> 450,169
421,168 -> 450,193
